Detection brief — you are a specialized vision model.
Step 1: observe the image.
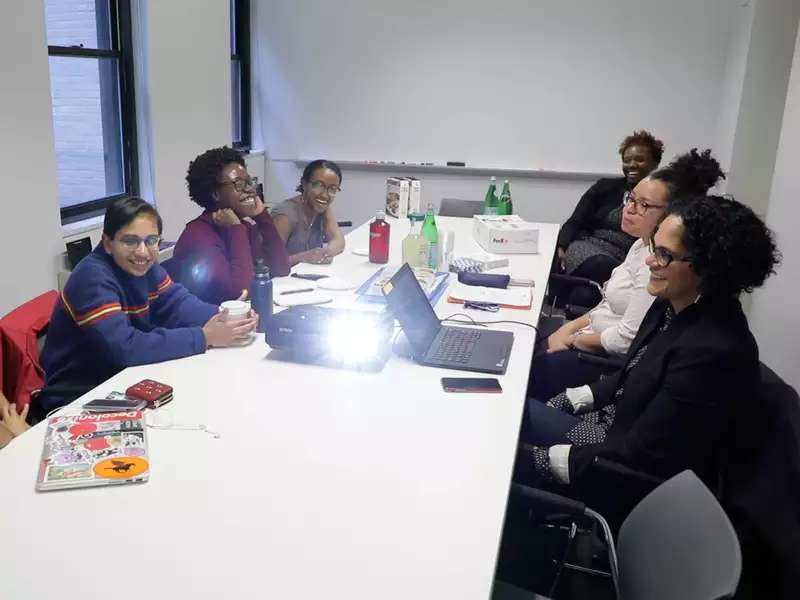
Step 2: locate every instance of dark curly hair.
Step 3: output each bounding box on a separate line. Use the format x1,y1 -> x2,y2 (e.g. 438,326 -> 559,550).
186,146 -> 245,210
666,195 -> 780,298
619,129 -> 664,164
296,159 -> 343,193
649,148 -> 725,202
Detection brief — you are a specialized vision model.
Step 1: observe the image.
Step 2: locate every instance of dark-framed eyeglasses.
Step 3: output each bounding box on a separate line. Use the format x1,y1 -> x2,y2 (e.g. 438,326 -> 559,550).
625,194 -> 666,216
648,236 -> 692,268
117,235 -> 161,251
309,180 -> 341,196
218,176 -> 258,193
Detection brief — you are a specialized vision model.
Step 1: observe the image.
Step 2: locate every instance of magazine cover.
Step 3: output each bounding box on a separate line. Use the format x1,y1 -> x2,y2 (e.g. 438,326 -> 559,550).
355,265 -> 449,305
36,410 -> 149,492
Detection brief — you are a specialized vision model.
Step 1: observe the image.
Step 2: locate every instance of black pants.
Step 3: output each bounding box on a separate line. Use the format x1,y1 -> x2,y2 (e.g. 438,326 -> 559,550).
528,348 -> 614,400
568,254 -> 618,307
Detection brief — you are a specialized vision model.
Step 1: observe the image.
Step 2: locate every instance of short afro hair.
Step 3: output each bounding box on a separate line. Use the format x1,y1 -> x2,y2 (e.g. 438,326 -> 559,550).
186,146 -> 245,210
666,195 -> 780,298
650,148 -> 725,202
619,129 -> 664,165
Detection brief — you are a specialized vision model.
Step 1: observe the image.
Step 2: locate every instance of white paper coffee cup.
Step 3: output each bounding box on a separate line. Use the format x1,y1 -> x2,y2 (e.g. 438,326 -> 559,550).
220,300 -> 249,322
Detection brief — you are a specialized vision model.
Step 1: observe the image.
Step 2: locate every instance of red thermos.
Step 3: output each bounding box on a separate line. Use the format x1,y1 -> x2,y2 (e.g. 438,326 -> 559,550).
369,210 -> 390,263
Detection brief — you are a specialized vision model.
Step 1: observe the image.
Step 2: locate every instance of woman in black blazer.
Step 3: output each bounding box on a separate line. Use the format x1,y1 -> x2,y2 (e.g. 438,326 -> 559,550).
557,130 -> 663,292
520,195 -> 780,497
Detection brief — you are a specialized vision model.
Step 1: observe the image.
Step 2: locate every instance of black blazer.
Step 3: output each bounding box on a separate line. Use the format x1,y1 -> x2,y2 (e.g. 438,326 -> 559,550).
569,296 -> 760,488
558,177 -> 629,250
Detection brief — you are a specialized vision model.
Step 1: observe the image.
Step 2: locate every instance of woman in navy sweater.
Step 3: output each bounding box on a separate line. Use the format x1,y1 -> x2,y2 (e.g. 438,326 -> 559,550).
38,198 -> 257,417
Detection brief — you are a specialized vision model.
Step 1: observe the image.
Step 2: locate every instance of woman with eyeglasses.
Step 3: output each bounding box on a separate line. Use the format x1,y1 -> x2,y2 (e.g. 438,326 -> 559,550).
556,130 -> 663,304
518,195 -> 780,503
271,159 -> 346,266
37,197 -> 258,420
173,146 -> 290,304
529,150 -> 725,399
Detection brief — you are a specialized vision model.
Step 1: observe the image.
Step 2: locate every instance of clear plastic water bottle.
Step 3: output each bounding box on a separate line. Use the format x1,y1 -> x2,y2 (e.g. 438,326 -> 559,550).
251,258 -> 272,333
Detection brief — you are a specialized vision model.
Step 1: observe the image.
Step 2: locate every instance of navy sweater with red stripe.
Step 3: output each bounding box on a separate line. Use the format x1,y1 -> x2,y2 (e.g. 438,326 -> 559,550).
41,246 -> 218,396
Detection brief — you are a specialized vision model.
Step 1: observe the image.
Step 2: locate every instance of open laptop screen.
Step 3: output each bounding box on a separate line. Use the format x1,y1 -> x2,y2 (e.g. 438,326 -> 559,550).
382,264 -> 441,356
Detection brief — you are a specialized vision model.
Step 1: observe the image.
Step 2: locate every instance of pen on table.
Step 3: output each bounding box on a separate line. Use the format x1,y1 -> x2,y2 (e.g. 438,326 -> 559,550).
280,288 -> 315,296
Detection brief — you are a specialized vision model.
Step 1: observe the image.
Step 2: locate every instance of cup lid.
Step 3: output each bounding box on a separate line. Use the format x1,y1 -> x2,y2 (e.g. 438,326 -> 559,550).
220,300 -> 249,315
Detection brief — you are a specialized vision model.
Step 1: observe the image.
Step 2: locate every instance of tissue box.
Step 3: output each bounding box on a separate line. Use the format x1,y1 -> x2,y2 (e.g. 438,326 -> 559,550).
472,215 -> 539,254
386,177 -> 410,218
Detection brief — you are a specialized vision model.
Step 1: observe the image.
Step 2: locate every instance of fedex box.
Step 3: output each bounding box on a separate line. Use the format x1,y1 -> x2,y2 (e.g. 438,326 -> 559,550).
472,215 -> 539,254
386,177 -> 410,218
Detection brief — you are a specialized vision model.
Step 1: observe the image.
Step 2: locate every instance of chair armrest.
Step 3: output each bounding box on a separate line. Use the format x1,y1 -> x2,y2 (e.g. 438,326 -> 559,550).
510,483 -> 587,518
549,274 -> 603,293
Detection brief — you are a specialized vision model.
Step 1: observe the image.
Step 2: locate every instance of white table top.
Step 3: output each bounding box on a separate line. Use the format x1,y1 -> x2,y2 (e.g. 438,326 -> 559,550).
0,216 -> 559,600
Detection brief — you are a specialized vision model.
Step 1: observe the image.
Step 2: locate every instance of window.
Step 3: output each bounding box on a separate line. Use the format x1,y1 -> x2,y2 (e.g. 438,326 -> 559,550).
231,0 -> 251,149
46,0 -> 138,223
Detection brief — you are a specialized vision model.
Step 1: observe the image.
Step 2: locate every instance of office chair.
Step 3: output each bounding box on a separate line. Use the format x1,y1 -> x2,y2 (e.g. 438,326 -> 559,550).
438,198 -> 484,218
493,471 -> 742,600
546,274 -> 603,319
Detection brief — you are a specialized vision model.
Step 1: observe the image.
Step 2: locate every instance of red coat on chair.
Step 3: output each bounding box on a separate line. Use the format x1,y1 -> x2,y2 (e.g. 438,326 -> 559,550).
0,291 -> 59,409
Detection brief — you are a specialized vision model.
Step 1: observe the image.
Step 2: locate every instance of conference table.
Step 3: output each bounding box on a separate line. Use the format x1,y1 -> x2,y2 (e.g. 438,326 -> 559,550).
0,216 -> 559,599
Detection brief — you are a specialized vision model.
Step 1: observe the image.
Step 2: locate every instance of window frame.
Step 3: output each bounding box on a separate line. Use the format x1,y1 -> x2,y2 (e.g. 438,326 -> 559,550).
231,0 -> 251,151
47,0 -> 139,224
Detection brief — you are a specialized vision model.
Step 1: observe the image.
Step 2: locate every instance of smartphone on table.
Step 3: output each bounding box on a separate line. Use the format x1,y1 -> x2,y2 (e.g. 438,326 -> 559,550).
441,378 -> 503,393
83,398 -> 147,413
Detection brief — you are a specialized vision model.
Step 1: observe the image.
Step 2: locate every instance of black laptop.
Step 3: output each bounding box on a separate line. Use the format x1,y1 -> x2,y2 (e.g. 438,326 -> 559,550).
381,263 -> 513,374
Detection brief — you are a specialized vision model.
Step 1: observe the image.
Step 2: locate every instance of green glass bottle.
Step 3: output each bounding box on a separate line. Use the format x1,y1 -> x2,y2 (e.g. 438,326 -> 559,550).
484,176 -> 499,215
421,203 -> 439,269
499,179 -> 512,215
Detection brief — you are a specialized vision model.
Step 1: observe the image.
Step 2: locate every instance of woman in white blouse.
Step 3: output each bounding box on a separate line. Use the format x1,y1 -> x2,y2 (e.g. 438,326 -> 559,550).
529,149 -> 724,399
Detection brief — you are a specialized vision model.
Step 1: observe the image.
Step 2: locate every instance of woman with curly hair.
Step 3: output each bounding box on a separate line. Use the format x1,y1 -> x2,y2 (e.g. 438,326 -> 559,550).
556,130 -> 664,304
530,149 -> 725,398
519,195 -> 780,499
173,146 -> 290,304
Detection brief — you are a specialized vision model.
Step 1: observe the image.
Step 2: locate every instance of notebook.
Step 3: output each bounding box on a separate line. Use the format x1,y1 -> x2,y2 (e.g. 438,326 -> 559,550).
447,281 -> 533,309
36,411 -> 149,492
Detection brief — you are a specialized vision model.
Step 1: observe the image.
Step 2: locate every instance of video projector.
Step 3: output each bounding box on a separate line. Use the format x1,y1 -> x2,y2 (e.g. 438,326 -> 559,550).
265,305 -> 394,369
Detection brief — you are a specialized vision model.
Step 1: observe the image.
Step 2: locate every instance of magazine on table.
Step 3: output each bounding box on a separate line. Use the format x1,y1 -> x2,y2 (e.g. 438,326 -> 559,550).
356,265 -> 449,304
36,410 -> 149,492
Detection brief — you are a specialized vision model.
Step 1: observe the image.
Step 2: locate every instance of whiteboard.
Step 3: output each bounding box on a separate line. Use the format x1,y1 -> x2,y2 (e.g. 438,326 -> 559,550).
252,0 -> 738,173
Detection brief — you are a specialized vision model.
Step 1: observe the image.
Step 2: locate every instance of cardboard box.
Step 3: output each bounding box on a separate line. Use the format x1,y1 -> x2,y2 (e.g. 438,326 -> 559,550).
472,215 -> 539,254
407,177 -> 421,214
386,177 -> 410,218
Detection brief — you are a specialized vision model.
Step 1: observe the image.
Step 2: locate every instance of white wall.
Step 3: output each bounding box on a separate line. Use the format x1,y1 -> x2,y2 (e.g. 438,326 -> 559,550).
266,160 -> 599,230
723,0 -> 800,216
748,26 -> 800,389
253,0 -> 736,174
0,1 -> 63,316
139,0 -> 232,242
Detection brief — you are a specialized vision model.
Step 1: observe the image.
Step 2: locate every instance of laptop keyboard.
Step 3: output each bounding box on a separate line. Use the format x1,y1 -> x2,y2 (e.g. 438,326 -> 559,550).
430,328 -> 481,364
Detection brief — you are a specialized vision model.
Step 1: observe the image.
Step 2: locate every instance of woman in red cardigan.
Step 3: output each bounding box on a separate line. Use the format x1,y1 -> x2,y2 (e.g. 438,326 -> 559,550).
173,147 -> 290,304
